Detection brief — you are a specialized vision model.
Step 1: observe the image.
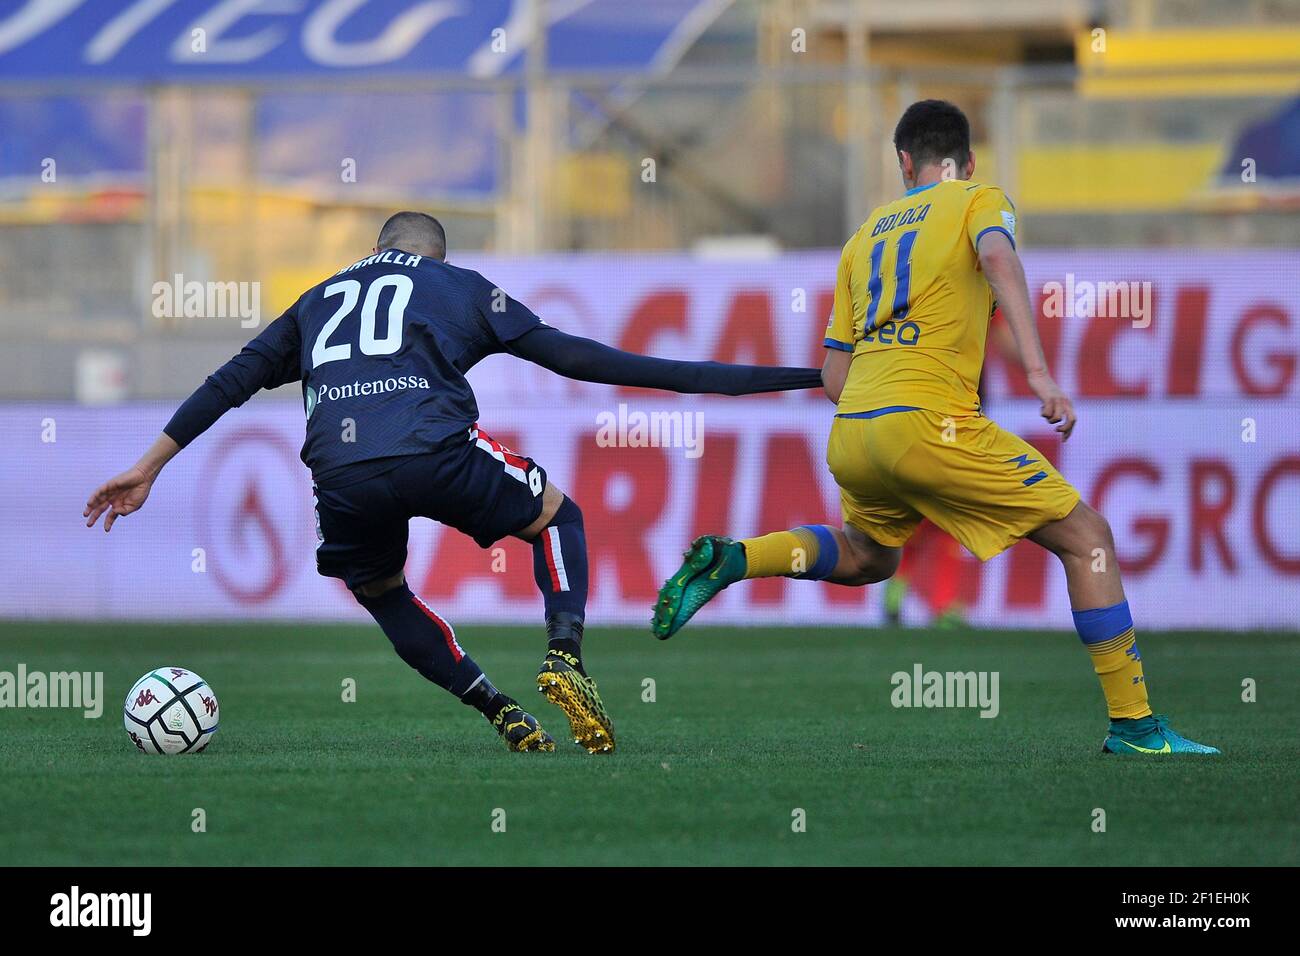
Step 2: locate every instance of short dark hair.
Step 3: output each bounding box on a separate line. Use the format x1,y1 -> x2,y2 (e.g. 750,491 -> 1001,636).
893,99 -> 971,170
376,211 -> 446,259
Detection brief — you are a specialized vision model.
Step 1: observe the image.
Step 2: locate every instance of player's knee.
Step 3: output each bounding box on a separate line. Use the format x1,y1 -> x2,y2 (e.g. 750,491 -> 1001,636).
844,536 -> 899,585
352,571 -> 406,602
863,547 -> 901,584
1052,502 -> 1115,562
554,493 -> 583,528
1093,508 -> 1117,550
1068,503 -> 1113,554
1088,511 -> 1118,568
516,482 -> 572,540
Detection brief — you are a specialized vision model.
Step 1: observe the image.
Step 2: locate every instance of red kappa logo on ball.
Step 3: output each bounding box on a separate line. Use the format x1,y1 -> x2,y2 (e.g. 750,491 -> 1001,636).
133,689 -> 159,709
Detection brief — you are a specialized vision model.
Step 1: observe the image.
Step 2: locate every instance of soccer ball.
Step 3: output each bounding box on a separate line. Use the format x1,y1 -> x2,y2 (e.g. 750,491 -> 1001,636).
123,667 -> 219,755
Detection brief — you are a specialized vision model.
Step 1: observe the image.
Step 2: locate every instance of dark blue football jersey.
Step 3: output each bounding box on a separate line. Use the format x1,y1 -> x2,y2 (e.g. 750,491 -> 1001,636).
243,249 -> 542,484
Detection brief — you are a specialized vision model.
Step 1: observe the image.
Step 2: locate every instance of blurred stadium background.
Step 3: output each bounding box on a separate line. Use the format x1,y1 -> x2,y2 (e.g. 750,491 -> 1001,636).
2,0 -> 1298,630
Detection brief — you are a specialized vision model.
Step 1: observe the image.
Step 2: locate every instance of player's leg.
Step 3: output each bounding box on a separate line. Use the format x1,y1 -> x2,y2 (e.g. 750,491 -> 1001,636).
873,524 -> 969,627
929,532 -> 971,624
351,572 -> 553,752
1029,503 -> 1145,719
1030,503 -> 1219,755
514,481 -> 588,663
884,532 -> 918,626
410,425 -> 614,754
314,474 -> 553,753
741,521 -> 900,585
651,521 -> 900,639
893,411 -> 1217,755
652,414 -> 912,639
743,515 -> 967,629
511,480 -> 615,755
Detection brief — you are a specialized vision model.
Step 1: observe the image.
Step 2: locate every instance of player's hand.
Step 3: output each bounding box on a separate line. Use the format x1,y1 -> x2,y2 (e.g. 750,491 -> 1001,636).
1026,370 -> 1076,440
84,465 -> 156,532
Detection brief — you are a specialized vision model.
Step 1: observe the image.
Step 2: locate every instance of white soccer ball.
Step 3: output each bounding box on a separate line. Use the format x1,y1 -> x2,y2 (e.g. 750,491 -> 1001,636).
123,667 -> 219,755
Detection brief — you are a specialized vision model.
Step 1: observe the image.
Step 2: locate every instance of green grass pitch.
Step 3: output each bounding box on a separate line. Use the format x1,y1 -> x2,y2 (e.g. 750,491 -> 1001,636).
0,621 -> 1295,866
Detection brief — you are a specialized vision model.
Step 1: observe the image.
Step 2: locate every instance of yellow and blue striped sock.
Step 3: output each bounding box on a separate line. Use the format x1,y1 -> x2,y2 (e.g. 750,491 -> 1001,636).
1072,601 -> 1152,720
740,525 -> 839,580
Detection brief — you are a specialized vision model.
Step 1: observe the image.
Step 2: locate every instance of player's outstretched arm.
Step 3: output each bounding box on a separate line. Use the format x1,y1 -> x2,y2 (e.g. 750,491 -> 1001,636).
83,434 -> 180,531
977,231 -> 1076,440
84,314 -> 301,532
509,326 -> 822,395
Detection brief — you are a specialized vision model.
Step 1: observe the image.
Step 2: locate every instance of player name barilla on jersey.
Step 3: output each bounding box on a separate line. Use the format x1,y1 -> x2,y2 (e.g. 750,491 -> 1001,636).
0,664 -> 103,718
50,886 -> 151,936
335,249 -> 425,274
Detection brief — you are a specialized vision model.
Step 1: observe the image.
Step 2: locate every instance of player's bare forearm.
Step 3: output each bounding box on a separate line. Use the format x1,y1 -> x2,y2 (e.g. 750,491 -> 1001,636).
977,231 -> 1076,439
137,433 -> 182,478
821,347 -> 850,403
84,434 -> 180,532
978,233 -> 1046,376
89,339 -> 289,531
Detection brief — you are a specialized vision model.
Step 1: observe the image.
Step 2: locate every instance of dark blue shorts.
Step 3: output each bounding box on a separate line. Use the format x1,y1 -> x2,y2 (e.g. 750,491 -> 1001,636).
313,424 -> 547,590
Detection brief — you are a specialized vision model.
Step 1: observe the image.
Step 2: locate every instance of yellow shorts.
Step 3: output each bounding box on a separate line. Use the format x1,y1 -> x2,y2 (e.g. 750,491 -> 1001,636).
826,407 -> 1080,561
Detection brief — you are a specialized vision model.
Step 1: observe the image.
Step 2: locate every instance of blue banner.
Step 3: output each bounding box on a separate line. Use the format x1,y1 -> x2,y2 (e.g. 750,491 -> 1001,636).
0,0 -> 718,81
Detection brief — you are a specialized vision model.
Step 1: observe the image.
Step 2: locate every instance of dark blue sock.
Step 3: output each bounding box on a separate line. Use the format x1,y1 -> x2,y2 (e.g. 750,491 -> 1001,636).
355,584 -> 499,712
530,497 -> 589,659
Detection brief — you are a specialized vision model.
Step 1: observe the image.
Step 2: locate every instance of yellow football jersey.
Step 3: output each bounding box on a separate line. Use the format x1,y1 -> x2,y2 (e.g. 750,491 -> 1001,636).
824,178 -> 1017,417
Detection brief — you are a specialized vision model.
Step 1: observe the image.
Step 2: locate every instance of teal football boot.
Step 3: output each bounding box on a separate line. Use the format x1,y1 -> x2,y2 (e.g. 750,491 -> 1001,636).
1102,714 -> 1220,755
652,535 -> 747,639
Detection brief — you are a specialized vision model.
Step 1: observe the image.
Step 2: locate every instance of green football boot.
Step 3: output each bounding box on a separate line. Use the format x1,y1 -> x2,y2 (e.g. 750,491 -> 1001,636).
1101,714 -> 1220,755
652,535 -> 747,640
488,700 -> 555,753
